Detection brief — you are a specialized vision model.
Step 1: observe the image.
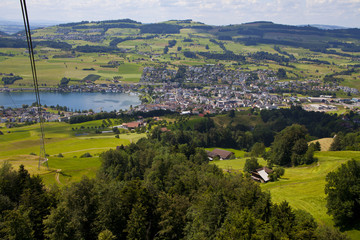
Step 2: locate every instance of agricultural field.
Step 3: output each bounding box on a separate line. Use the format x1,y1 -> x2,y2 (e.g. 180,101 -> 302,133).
0,120 -> 146,185
0,48 -> 144,86
212,150 -> 360,239
1,19 -> 360,94
309,137 -> 334,151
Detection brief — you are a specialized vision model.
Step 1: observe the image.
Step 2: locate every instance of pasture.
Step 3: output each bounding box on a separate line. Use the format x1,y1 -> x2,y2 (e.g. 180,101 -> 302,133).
0,47 -> 143,86
0,121 -> 146,185
212,150 -> 360,239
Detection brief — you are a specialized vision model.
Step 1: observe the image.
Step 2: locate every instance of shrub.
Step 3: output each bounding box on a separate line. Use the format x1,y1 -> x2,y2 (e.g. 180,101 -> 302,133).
80,152 -> 92,158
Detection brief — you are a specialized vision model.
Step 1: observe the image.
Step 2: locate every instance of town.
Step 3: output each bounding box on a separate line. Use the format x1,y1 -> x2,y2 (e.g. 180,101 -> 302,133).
2,64 -> 360,124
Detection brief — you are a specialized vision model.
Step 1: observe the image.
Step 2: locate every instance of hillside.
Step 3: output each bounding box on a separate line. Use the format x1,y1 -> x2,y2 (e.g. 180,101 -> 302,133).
0,19 -> 359,90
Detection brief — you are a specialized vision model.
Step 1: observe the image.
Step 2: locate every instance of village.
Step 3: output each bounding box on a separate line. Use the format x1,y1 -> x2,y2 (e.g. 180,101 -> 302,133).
2,64 -> 360,123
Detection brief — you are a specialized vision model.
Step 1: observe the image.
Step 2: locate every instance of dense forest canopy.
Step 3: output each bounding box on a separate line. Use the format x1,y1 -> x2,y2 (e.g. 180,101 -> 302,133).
0,136 -> 350,239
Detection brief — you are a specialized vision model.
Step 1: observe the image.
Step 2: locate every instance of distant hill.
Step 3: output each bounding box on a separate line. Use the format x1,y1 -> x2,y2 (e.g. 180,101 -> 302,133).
309,24 -> 347,30
0,23 -> 24,35
2,18 -> 358,53
0,20 -> 57,34
0,30 -> 8,36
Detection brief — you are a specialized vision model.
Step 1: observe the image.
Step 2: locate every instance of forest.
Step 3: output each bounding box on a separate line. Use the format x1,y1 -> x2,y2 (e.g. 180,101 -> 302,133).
0,136 -> 353,240
1,106 -> 360,239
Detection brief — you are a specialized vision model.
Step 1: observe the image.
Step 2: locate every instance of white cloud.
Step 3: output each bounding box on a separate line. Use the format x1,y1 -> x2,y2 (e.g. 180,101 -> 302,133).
0,0 -> 359,27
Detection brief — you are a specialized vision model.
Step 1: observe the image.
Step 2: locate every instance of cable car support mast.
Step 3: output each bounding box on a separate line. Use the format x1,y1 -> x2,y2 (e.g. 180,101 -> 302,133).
20,0 -> 48,169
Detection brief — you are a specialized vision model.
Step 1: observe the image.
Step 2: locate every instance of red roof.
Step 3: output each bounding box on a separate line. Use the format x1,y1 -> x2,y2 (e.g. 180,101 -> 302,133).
123,121 -> 141,129
160,127 -> 170,132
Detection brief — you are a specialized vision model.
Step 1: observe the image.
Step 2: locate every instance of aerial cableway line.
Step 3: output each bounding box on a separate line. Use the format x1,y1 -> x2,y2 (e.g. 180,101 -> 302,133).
20,0 -> 48,169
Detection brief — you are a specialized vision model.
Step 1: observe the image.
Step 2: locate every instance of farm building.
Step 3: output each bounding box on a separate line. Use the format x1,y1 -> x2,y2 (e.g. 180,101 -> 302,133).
251,167 -> 273,183
207,149 -> 234,160
121,121 -> 144,129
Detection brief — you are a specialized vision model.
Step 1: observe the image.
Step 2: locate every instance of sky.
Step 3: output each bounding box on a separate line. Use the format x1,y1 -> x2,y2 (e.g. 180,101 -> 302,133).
1,0 -> 360,28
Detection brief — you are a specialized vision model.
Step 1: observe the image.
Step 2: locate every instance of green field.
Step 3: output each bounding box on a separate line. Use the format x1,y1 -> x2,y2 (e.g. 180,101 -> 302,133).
0,48 -> 144,86
2,21 -> 360,91
212,151 -> 360,239
0,121 -> 146,185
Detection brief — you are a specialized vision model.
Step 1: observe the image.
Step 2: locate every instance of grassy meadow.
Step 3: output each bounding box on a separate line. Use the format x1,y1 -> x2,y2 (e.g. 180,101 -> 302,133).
211,150 -> 360,239
0,47 -> 143,86
0,121 -> 146,185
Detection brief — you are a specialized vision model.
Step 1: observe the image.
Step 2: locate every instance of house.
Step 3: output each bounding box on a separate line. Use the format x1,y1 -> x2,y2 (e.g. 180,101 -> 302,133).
160,127 -> 170,132
121,121 -> 143,129
207,149 -> 234,160
251,167 -> 273,183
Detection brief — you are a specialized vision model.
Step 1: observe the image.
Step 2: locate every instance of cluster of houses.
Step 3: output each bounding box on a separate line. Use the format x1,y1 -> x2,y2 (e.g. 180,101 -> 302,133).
141,65 -> 277,86
0,106 -> 87,124
134,64 -> 360,113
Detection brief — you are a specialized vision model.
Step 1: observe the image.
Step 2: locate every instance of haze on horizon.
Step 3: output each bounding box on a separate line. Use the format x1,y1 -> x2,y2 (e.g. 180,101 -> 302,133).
1,0 -> 360,28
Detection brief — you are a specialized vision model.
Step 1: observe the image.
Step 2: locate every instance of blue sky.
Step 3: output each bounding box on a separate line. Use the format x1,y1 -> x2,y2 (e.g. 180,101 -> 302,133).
1,0 -> 360,27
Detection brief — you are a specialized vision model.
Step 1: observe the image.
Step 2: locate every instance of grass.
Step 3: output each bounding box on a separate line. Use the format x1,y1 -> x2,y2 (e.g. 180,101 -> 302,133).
0,49 -> 143,86
212,150 -> 360,239
211,156 -> 267,173
309,138 -> 334,151
0,121 -> 146,185
206,147 -> 247,159
42,156 -> 102,185
1,30 -> 359,89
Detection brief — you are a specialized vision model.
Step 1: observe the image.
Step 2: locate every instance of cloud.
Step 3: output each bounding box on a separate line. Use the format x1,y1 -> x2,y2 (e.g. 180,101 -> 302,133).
0,0 -> 359,27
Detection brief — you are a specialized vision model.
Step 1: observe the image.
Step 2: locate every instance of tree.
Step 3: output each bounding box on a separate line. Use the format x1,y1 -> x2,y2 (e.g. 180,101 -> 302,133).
59,77 -> 70,87
98,229 -> 116,240
44,177 -> 99,240
228,109 -> 235,118
325,160 -> 360,228
276,68 -> 287,79
330,133 -> 344,151
185,191 -> 226,239
163,46 -> 169,54
251,142 -> 265,157
269,167 -> 285,181
268,124 -> 309,166
270,201 -> 296,239
293,209 -> 318,239
112,127 -> 120,134
156,193 -> 190,239
244,157 -> 261,173
124,203 -> 148,240
215,208 -> 257,240
44,204 -> 79,240
315,225 -> 349,240
1,209 -> 34,240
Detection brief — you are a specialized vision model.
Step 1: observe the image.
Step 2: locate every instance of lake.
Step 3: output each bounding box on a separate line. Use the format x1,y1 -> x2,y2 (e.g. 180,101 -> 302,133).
0,92 -> 140,112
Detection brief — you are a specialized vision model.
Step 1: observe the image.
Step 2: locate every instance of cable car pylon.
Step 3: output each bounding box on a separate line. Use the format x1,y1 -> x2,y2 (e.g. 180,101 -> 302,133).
20,0 -> 48,170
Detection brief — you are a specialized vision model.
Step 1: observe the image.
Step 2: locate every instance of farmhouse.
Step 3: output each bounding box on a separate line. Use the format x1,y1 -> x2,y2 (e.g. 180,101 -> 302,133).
251,167 -> 273,183
121,121 -> 144,129
207,148 -> 234,160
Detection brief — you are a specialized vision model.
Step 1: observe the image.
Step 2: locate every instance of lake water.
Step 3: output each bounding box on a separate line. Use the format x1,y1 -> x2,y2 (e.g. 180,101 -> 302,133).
0,92 -> 140,112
